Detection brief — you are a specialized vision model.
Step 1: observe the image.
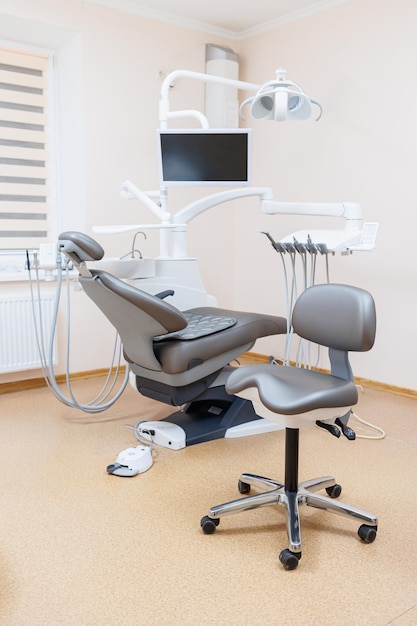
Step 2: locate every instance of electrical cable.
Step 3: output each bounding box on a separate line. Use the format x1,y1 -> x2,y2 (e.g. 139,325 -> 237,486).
286,249 -> 299,366
123,421 -> 159,461
61,261 -> 125,408
124,421 -> 156,447
278,250 -> 293,366
314,410 -> 386,440
349,411 -> 386,440
324,252 -> 330,283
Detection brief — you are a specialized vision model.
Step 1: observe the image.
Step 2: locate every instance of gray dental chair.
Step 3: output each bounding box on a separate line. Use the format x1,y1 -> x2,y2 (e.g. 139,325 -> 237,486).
58,231 -> 287,446
200,283 -> 378,570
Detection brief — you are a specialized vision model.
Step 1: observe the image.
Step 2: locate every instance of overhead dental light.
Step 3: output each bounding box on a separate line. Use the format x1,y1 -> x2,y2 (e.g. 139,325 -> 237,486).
159,68 -> 322,128
239,68 -> 322,122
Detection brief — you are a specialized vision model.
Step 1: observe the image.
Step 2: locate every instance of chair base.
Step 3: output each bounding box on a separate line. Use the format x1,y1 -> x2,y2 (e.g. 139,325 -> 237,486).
201,428 -> 378,569
162,395 -> 282,446
135,373 -> 283,448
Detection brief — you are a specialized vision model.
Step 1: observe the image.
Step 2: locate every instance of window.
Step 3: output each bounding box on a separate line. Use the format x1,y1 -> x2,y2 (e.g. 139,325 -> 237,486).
0,44 -> 52,250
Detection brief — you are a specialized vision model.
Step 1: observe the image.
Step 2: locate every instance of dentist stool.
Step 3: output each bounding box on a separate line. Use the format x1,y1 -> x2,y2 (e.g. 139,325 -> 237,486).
200,283 -> 378,570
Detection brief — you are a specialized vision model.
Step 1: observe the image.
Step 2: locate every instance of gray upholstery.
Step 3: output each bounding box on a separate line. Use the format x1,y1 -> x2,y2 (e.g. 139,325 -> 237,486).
226,363 -> 358,415
80,273 -> 286,375
292,283 -> 376,351
226,283 -> 376,417
59,230 -> 105,264
154,311 -> 237,341
202,284 -> 378,569
58,231 -> 287,445
80,270 -> 189,371
58,230 -> 286,372
153,307 -> 285,375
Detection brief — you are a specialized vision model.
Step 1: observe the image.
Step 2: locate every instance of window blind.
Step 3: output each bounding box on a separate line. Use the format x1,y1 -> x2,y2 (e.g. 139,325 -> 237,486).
0,45 -> 51,250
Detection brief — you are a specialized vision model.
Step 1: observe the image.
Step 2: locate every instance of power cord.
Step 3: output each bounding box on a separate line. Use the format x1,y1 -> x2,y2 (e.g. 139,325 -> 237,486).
124,421 -> 158,454
349,411 -> 386,440
352,385 -> 385,439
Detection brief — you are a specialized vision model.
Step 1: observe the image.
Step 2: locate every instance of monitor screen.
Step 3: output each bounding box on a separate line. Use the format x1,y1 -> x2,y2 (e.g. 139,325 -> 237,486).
157,128 -> 252,187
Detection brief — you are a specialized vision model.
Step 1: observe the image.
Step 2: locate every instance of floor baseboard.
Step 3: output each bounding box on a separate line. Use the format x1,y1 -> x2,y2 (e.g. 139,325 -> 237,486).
0,367 -> 126,395
1,353 -> 416,400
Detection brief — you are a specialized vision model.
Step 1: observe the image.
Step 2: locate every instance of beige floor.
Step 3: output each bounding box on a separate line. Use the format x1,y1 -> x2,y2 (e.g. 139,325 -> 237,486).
0,377 -> 416,625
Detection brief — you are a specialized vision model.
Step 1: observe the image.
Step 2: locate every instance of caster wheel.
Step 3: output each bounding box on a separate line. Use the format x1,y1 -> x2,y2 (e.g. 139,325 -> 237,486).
279,549 -> 301,570
326,483 -> 342,498
358,524 -> 377,543
238,479 -> 250,494
200,515 -> 220,534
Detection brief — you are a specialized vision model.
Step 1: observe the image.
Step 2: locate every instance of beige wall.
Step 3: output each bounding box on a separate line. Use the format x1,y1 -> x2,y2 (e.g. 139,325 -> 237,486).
236,0 -> 417,389
0,0 -> 236,381
1,0 -> 416,390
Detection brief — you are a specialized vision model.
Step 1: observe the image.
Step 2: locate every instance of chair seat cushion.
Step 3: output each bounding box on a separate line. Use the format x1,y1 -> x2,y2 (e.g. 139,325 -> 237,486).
153,312 -> 237,341
226,364 -> 358,415
153,308 -> 287,375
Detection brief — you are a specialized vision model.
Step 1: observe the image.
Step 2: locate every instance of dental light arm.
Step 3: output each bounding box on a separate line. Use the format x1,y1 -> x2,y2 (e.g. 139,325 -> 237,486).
159,68 -> 322,126
165,109 -> 210,128
159,69 -> 260,128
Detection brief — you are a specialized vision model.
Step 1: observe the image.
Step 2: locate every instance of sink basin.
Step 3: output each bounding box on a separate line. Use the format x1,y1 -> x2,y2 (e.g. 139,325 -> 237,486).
93,257 -> 156,279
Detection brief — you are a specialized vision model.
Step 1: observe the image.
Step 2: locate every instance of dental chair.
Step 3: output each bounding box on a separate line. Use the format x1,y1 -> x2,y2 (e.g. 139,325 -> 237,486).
200,283 -> 378,570
58,231 -> 287,448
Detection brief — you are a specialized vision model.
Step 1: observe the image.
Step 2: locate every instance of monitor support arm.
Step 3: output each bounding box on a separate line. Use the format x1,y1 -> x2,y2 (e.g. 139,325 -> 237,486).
170,187 -> 275,257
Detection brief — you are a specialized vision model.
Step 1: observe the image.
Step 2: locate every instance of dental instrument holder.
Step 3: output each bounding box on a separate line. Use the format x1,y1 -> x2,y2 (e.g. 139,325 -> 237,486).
261,230 -> 360,437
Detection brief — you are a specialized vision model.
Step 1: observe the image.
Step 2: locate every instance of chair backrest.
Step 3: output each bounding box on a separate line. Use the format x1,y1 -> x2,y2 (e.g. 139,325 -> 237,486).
58,232 -> 188,371
80,272 -> 190,370
292,284 -> 376,382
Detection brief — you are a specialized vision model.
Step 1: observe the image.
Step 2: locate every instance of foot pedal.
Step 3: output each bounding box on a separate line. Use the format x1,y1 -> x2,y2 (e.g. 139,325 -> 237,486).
316,420 -> 341,438
335,418 -> 356,440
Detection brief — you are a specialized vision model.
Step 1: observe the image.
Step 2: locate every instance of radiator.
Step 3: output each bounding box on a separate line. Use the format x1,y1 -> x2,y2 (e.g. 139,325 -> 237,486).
0,293 -> 57,374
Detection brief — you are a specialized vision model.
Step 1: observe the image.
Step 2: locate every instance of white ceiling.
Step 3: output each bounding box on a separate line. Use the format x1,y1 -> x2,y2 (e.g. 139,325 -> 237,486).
87,0 -> 348,38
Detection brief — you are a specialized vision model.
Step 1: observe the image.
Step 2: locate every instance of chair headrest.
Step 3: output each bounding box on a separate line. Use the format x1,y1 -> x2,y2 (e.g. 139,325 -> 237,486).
58,231 -> 105,265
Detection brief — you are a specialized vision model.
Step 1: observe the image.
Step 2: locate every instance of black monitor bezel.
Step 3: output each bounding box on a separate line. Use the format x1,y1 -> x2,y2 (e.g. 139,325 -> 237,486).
156,128 -> 252,187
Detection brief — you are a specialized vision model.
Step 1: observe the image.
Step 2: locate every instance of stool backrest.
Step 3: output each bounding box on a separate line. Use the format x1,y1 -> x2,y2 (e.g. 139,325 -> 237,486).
292,284 -> 376,352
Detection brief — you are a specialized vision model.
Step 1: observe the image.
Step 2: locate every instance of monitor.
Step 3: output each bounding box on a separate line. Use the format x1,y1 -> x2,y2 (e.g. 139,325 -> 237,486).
157,128 -> 252,187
